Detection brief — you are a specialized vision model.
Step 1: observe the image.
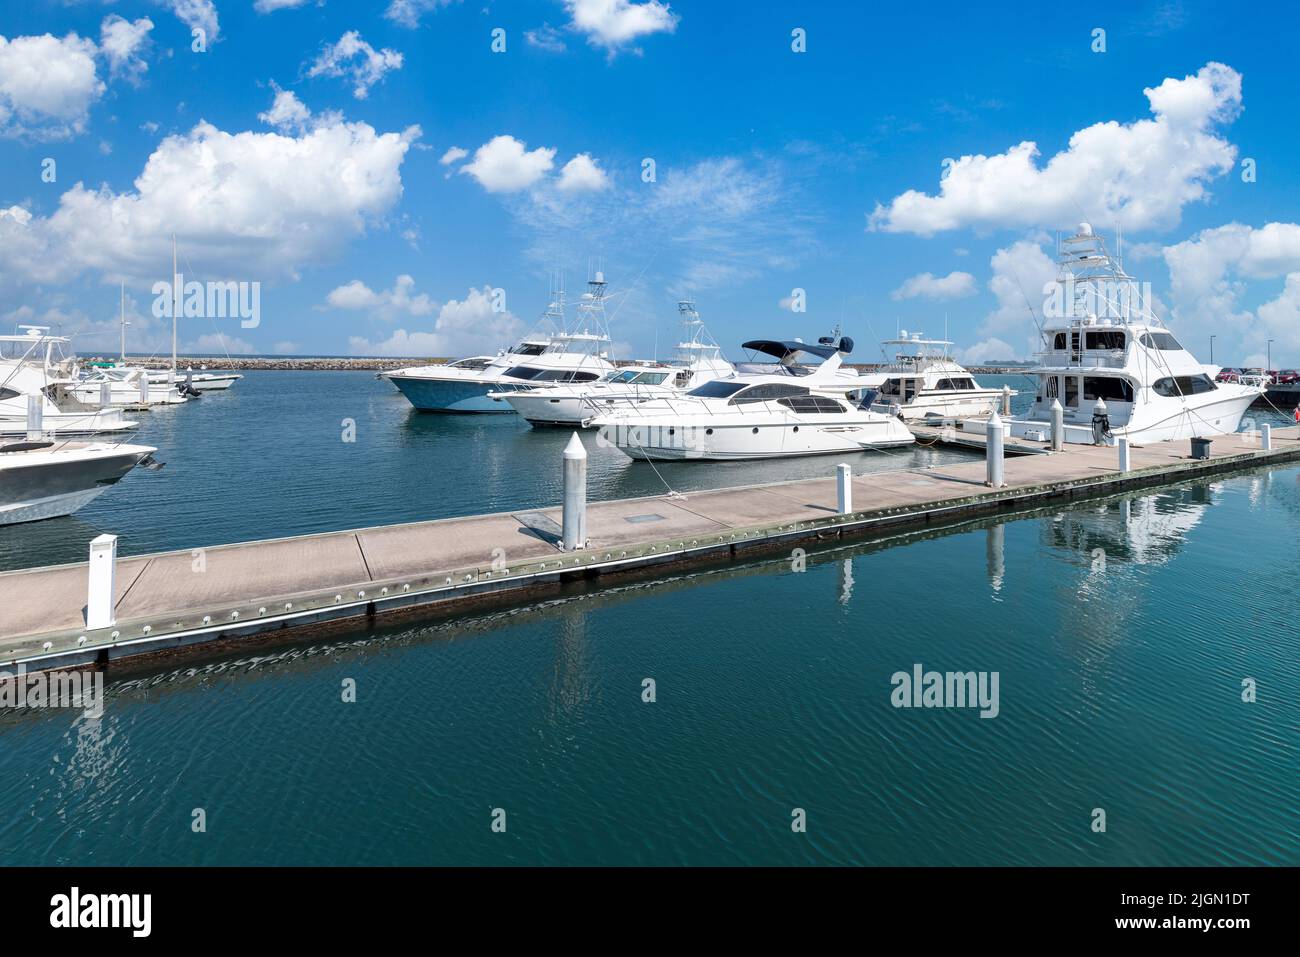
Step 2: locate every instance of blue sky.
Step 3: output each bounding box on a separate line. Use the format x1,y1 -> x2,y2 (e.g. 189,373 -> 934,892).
1,0 -> 1297,366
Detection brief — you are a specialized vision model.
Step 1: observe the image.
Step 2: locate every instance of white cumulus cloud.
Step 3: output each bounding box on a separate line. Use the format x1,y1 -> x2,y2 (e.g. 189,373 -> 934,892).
0,110 -> 420,288
557,153 -> 610,192
308,31 -> 403,99
325,274 -> 435,319
565,0 -> 678,53
384,0 -> 459,29
870,62 -> 1242,236
165,0 -> 220,43
0,32 -> 104,139
460,135 -> 557,192
1163,222 -> 1300,359
99,16 -> 154,84
890,270 -> 976,301
348,285 -> 523,357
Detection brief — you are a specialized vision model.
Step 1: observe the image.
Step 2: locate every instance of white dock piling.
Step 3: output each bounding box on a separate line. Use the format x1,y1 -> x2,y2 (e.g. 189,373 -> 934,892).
99,380 -> 112,408
836,463 -> 853,514
1050,398 -> 1064,452
562,433 -> 587,551
1262,424 -> 1273,450
87,534 -> 118,629
986,410 -> 1005,488
139,372 -> 150,404
1118,436 -> 1131,473
1001,384 -> 1012,416
25,394 -> 43,441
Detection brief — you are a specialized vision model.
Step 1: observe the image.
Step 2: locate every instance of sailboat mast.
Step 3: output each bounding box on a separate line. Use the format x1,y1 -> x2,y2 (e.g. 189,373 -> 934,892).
120,281 -> 126,362
171,234 -> 179,372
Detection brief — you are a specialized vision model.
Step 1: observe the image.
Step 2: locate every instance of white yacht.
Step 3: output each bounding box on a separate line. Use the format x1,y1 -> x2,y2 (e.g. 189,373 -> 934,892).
0,328 -> 137,437
154,369 -> 242,391
0,437 -> 157,525
589,336 -> 915,460
385,274 -> 618,413
492,300 -> 735,427
71,365 -> 190,406
1001,225 -> 1262,445
858,333 -> 1010,421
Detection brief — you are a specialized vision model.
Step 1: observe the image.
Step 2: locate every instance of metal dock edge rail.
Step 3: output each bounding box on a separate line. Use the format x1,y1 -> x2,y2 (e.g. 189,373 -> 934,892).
4,426 -> 1299,672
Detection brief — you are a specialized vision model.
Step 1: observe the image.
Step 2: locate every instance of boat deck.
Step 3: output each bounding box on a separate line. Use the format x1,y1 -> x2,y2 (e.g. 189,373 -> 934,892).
3,427 -> 1298,671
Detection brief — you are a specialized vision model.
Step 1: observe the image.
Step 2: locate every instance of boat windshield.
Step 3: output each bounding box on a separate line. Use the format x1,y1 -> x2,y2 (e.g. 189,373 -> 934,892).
605,370 -> 640,384
687,381 -> 746,398
630,372 -> 669,385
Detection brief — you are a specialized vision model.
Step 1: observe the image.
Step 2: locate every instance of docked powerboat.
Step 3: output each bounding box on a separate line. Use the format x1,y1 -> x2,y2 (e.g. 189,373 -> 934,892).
0,438 -> 157,525
1000,225 -> 1263,445
151,368 -> 242,391
384,274 -> 618,413
589,336 -> 915,460
858,333 -> 1010,421
0,328 -> 137,437
492,300 -> 734,427
71,365 -> 190,406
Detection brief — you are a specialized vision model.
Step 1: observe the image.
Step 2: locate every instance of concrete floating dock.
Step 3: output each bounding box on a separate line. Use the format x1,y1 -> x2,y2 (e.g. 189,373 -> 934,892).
3,427 -> 1299,672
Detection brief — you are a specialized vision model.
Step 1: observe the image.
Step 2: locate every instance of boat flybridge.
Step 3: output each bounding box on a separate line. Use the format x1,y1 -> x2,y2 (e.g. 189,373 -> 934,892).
999,225 -> 1262,446
0,327 -> 137,437
858,333 -> 1010,422
384,273 -> 618,413
492,300 -> 735,427
588,335 -> 915,460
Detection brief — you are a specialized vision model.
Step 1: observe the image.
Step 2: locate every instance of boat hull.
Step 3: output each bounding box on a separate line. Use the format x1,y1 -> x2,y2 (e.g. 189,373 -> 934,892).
600,418 -> 915,461
1008,387 -> 1261,445
0,445 -> 153,525
389,375 -> 515,413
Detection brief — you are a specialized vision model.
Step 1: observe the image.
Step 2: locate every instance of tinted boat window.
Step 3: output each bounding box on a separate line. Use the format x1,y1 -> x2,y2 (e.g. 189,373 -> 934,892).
1053,333 -> 1067,350
1086,331 -> 1126,350
1140,332 -> 1183,351
503,366 -> 545,380
1083,376 -> 1134,402
512,344 -> 547,356
687,381 -> 746,398
1153,375 -> 1217,397
731,384 -> 811,404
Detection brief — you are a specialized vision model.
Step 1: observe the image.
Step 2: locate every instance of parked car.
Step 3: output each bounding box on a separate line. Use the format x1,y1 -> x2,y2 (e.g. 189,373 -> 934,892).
1275,369 -> 1300,385
1216,367 -> 1243,383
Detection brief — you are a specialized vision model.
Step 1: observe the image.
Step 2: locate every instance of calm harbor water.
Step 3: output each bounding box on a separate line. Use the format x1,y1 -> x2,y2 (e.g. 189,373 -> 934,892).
0,372 -> 1296,865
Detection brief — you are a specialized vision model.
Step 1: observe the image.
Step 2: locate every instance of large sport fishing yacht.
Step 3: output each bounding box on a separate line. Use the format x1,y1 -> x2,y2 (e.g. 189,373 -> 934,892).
0,328 -> 137,437
1003,225 -> 1262,445
492,300 -> 734,427
384,274 -> 618,413
858,333 -> 1010,422
588,335 -> 915,460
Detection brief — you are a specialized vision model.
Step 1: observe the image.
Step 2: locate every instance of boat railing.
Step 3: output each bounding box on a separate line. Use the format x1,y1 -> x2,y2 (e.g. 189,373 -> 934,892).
1032,349 -> 1128,369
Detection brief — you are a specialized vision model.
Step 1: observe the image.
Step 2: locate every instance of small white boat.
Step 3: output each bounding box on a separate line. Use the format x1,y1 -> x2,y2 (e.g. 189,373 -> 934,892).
858,334 -> 1010,421
590,336 -> 915,460
492,300 -> 734,426
1003,225 -> 1262,445
71,366 -> 190,406
0,438 -> 157,525
149,368 -> 242,391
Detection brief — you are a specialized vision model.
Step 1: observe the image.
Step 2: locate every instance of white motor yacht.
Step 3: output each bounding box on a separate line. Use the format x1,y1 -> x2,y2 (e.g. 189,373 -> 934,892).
492,300 -> 734,427
858,333 -> 1010,421
1000,225 -> 1262,445
0,328 -> 137,437
589,336 -> 915,460
384,274 -> 618,413
0,437 -> 157,525
71,365 -> 190,406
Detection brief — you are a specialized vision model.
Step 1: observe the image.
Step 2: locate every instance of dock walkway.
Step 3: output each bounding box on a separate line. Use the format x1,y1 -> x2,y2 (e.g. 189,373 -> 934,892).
3,428 -> 1299,671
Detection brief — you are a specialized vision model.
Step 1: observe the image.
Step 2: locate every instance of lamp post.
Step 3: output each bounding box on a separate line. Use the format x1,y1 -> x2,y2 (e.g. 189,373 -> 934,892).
1267,339 -> 1274,371
1210,335 -> 1216,364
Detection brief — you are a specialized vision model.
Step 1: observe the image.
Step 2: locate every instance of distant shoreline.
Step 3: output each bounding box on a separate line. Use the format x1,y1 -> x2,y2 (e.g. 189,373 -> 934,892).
90,355 -> 1039,375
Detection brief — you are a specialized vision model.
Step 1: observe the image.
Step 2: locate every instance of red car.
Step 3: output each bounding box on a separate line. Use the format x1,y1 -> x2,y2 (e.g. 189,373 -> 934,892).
1275,369 -> 1300,384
